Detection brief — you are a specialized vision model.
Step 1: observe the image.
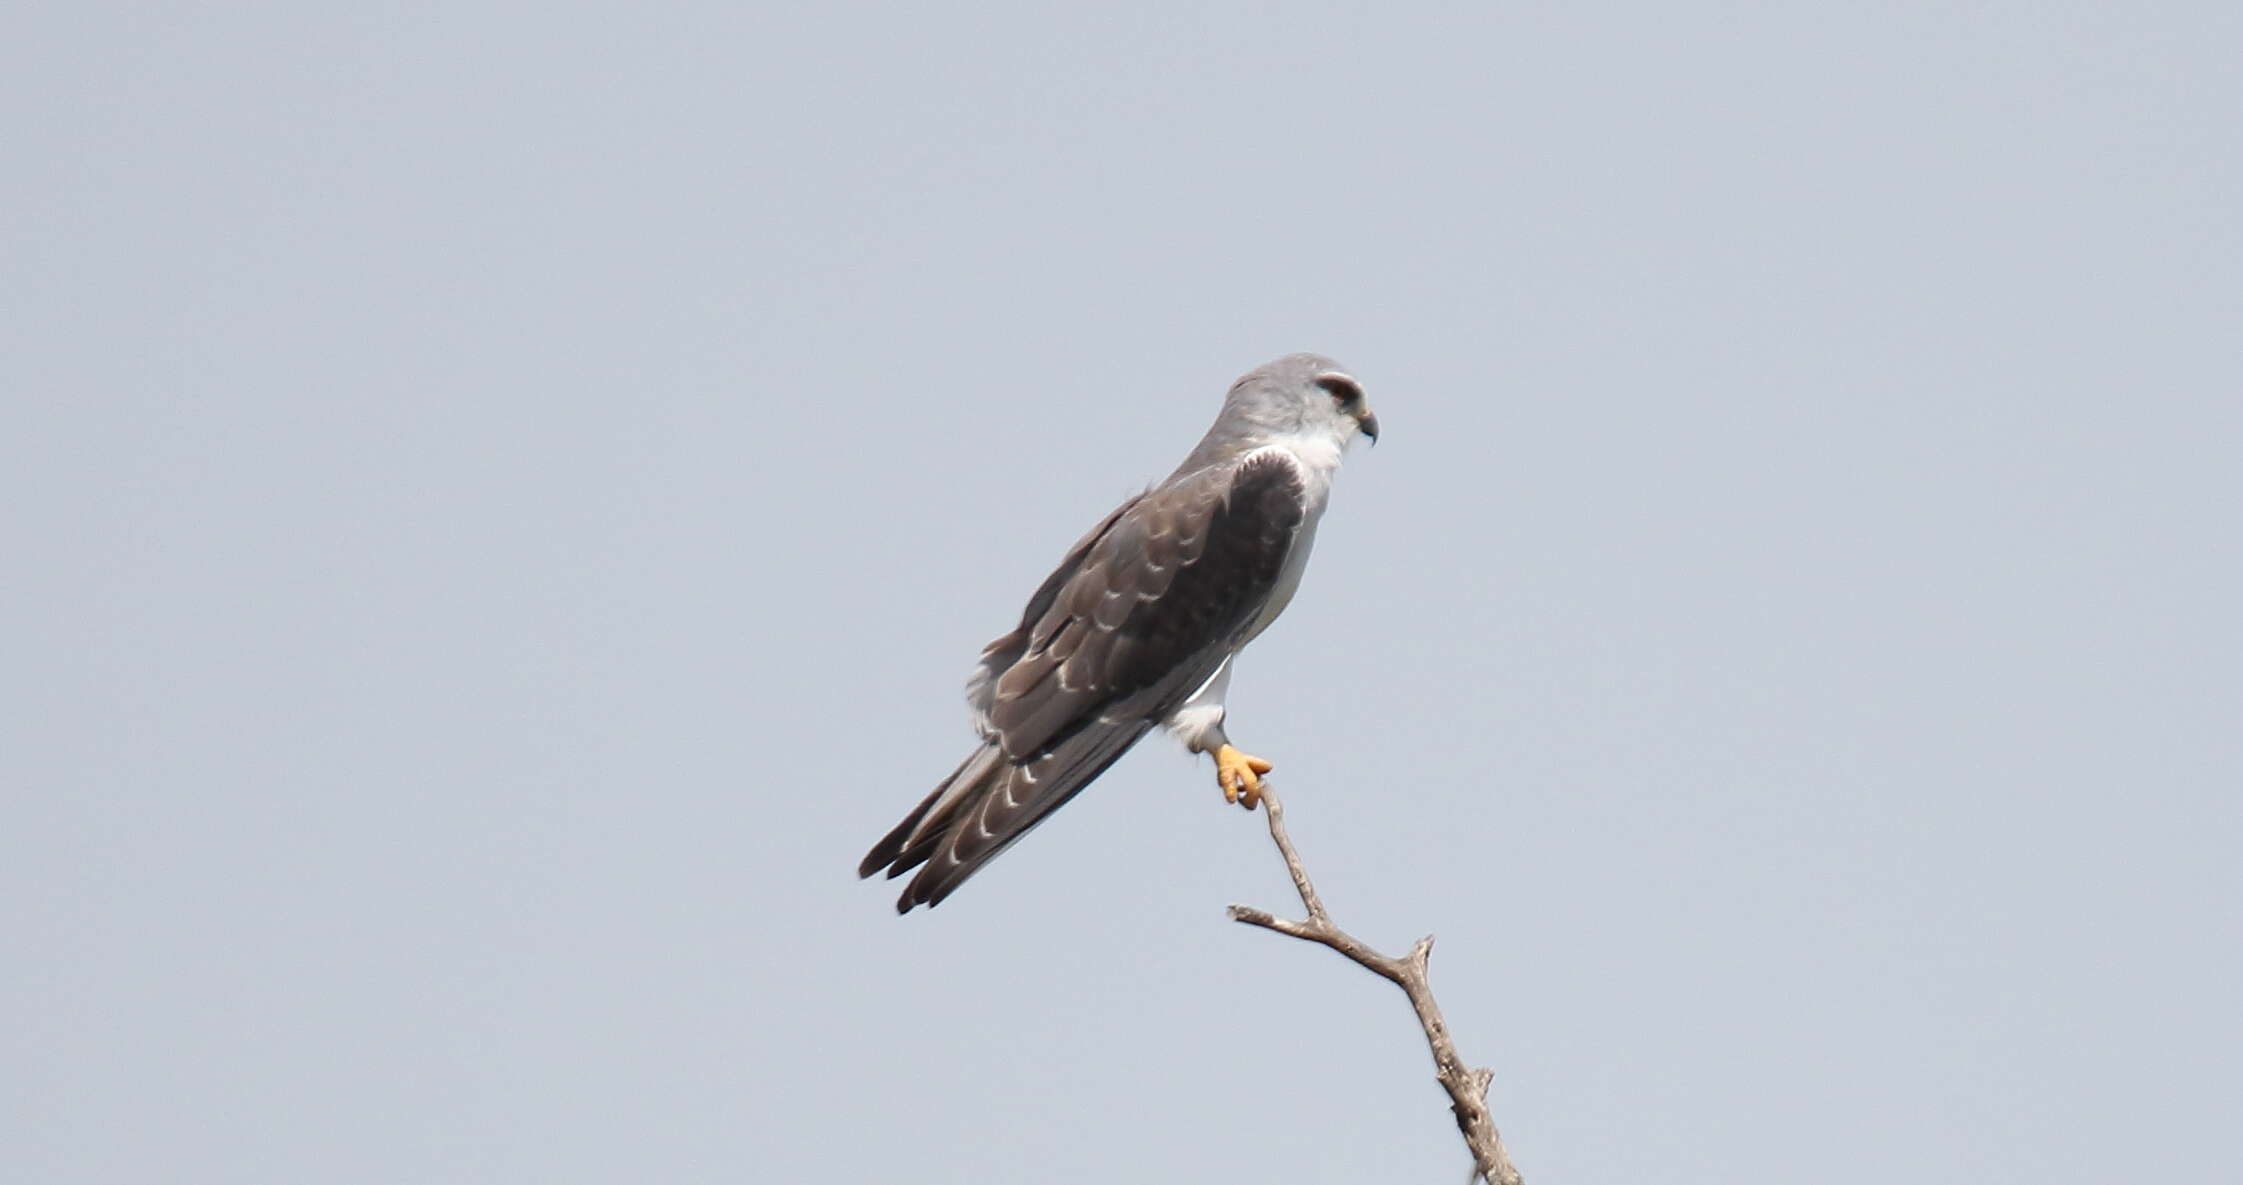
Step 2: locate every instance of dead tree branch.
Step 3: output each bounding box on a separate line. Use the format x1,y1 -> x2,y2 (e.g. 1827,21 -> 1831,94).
1228,789 -> 1523,1185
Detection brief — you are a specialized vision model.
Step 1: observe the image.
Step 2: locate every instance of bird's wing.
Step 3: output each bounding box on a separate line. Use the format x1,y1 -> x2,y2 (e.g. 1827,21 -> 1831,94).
864,450 -> 1309,909
965,494 -> 1143,735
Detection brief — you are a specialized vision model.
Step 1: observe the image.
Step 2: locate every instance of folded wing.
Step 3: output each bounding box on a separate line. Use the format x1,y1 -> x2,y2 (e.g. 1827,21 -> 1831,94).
859,451 -> 1309,909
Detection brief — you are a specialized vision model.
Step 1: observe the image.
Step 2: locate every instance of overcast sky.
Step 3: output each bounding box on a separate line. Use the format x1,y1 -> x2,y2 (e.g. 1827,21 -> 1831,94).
7,4 -> 2240,1183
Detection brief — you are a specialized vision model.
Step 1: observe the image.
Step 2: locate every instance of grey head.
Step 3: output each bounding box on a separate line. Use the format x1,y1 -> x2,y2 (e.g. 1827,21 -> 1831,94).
1174,352 -> 1379,474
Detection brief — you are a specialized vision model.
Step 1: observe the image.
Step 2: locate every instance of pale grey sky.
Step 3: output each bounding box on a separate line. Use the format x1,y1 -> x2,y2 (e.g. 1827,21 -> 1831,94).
6,4 -> 2240,1183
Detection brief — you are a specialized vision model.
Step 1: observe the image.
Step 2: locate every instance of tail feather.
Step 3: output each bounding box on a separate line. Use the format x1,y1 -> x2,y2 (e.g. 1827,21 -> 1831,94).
887,720 -> 1152,912
857,746 -> 1001,880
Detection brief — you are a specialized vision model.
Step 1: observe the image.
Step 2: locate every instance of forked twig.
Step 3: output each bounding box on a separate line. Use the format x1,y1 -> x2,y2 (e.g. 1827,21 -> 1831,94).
1228,790 -> 1523,1185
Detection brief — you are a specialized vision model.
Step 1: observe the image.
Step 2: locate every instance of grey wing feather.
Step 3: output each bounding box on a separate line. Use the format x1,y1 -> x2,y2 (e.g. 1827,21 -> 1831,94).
861,452 -> 1309,911
966,495 -> 1144,733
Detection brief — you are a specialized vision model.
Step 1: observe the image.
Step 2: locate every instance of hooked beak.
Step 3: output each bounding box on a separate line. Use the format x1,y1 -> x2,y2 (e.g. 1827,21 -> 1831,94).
1358,408 -> 1380,445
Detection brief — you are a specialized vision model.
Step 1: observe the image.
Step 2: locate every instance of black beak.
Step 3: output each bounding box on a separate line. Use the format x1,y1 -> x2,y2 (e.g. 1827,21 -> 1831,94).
1359,409 -> 1380,444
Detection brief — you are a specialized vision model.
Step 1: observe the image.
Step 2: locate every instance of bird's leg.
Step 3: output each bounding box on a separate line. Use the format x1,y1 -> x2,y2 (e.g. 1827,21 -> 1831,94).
1213,744 -> 1274,810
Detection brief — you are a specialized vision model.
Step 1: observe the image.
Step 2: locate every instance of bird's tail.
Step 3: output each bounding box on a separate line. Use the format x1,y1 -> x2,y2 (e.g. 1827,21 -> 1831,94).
861,720 -> 1154,911
857,743 -> 1004,883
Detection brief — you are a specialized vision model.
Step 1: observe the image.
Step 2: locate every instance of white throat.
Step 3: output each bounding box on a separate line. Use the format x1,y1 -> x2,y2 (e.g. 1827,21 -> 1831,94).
1247,429 -> 1348,511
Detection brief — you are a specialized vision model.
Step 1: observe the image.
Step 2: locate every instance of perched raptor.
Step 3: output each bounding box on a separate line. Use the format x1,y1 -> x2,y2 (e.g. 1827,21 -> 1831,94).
858,353 -> 1379,912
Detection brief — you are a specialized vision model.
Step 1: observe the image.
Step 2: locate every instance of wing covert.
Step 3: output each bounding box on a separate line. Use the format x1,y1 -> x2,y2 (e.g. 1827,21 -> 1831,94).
987,451 -> 1308,763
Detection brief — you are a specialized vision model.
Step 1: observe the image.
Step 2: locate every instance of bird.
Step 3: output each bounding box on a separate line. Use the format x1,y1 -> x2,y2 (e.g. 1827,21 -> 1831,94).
858,352 -> 1379,912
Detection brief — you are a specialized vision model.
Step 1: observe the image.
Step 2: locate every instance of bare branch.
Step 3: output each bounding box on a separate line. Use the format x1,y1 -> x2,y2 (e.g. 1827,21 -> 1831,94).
1227,790 -> 1524,1185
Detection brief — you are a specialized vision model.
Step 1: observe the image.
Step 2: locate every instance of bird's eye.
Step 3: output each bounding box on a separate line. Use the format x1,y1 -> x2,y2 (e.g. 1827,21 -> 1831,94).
1315,374 -> 1363,406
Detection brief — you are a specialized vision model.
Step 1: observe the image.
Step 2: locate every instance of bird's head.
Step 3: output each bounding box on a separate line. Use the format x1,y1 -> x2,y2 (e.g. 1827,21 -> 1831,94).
1223,352 -> 1379,451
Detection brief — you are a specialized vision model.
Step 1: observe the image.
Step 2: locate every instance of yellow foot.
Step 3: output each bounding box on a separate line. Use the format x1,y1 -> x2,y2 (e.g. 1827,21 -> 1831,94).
1213,744 -> 1274,809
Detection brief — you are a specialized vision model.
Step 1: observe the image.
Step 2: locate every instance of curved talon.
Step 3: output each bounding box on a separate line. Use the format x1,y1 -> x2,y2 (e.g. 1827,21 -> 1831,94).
1214,744 -> 1274,810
